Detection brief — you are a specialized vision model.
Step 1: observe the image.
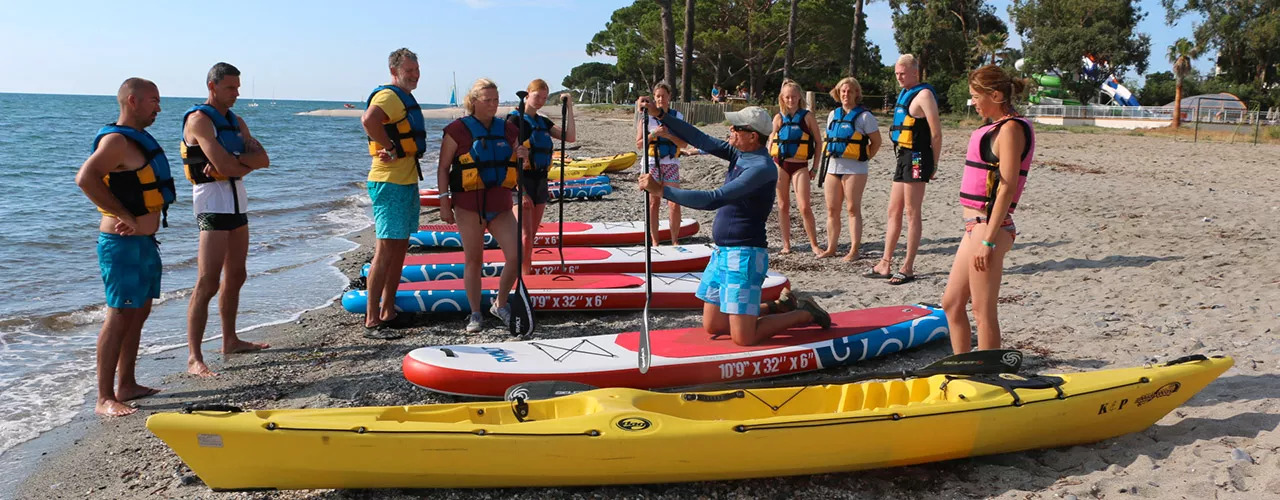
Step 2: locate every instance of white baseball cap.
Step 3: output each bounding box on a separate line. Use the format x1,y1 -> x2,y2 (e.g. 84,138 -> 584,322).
724,106 -> 772,136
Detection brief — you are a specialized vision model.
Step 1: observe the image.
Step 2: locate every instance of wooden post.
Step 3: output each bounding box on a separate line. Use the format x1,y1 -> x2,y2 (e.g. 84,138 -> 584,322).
805,91 -> 814,110
1193,102 -> 1201,143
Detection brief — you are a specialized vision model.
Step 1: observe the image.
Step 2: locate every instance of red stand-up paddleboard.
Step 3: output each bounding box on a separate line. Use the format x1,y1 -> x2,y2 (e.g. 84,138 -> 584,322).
360,244 -> 716,281
409,219 -> 700,248
401,304 -> 950,397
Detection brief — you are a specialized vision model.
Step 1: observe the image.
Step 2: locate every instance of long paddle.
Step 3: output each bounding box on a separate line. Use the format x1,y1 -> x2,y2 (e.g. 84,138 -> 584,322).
638,105 -> 653,374
505,349 -> 1025,401
508,91 -> 536,337
557,94 -> 568,272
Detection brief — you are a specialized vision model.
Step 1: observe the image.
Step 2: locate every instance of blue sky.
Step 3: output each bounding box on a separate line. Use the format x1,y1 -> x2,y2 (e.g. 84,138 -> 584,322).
0,0 -> 1207,103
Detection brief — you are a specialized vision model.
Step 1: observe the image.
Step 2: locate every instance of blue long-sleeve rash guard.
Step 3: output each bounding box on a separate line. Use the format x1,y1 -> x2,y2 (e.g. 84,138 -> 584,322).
656,113 -> 777,248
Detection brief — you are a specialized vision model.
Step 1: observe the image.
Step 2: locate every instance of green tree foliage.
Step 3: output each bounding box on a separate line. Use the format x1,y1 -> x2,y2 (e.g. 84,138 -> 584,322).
562,62 -> 621,90
588,0 -> 884,103
890,0 -> 1008,111
1137,71 -> 1182,106
1167,37 -> 1200,127
1009,0 -> 1151,104
1162,0 -> 1279,108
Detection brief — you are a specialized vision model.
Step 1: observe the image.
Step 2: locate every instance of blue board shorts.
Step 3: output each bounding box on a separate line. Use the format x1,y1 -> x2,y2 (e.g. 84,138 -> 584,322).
696,246 -> 769,316
97,233 -> 162,309
367,181 -> 420,240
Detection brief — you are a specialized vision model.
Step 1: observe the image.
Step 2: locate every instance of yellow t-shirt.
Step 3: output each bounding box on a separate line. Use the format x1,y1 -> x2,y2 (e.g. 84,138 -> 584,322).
367,88 -> 421,185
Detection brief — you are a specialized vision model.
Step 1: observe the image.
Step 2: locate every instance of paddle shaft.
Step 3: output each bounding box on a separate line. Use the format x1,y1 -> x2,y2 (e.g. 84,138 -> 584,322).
639,108 -> 652,374
558,96 -> 567,271
509,92 -> 536,336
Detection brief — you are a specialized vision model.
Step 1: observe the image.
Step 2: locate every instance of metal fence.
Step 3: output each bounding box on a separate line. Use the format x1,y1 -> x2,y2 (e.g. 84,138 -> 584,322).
1023,103 -> 1277,144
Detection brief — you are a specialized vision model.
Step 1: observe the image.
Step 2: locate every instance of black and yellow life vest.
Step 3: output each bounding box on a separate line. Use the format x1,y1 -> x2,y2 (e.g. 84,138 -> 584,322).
179,104 -> 245,184
91,124 -> 177,227
366,85 -> 427,179
769,109 -> 813,161
508,110 -> 555,170
890,83 -> 936,152
824,106 -> 871,161
448,116 -> 518,192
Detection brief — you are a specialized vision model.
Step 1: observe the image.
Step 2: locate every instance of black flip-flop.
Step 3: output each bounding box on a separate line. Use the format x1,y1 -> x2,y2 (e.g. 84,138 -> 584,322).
863,268 -> 893,279
888,272 -> 916,285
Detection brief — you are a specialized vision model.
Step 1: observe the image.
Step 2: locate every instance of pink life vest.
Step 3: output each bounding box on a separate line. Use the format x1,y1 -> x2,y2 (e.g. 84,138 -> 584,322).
959,117 -> 1035,215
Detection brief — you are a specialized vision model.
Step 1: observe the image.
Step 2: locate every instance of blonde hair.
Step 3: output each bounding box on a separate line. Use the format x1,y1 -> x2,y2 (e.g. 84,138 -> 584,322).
463,78 -> 498,115
896,54 -> 919,69
828,77 -> 863,105
776,79 -> 806,112
527,79 -> 549,93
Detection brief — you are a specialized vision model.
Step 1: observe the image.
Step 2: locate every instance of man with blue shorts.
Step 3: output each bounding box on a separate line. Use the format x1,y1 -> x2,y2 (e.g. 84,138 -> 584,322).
76,78 -> 175,416
360,48 -> 426,338
638,100 -> 831,346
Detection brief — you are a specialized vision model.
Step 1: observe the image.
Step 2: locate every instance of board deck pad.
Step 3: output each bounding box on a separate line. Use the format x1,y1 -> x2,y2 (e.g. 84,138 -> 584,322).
402,305 -> 949,397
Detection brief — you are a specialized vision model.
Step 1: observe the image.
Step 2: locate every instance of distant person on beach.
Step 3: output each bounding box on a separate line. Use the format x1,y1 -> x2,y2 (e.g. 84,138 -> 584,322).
360,48 -> 426,338
636,98 -> 831,346
768,79 -> 821,255
75,77 -> 176,416
438,78 -> 528,333
866,54 -> 941,286
942,65 -> 1035,353
636,82 -> 687,246
818,76 -> 881,261
181,63 -> 272,377
509,79 -> 576,274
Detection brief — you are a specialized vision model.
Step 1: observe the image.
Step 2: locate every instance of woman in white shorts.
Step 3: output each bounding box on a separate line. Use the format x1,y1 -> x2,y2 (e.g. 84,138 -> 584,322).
818,76 -> 881,261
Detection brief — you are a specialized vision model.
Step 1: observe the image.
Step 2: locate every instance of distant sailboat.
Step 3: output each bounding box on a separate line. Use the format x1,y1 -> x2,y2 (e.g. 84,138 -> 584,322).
448,72 -> 457,107
247,77 -> 259,107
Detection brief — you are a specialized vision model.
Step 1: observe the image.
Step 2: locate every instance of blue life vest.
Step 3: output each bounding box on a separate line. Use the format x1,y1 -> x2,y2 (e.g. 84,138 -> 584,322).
366,85 -> 426,178
824,106 -> 871,161
449,116 -> 518,192
646,109 -> 683,160
890,83 -> 936,151
180,104 -> 245,184
91,124 -> 177,226
508,110 -> 555,170
769,109 -> 813,161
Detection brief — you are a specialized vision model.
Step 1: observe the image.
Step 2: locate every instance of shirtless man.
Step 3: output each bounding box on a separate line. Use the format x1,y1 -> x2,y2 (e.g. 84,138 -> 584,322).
182,62 -> 271,376
75,78 -> 176,416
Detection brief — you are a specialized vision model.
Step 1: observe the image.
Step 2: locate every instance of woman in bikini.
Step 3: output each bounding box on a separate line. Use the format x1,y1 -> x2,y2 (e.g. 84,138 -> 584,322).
768,79 -> 821,255
941,65 -> 1035,353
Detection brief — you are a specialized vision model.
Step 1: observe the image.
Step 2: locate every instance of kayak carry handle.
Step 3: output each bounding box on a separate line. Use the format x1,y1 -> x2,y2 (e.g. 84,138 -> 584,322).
1163,354 -> 1209,366
681,391 -> 745,402
182,404 -> 245,414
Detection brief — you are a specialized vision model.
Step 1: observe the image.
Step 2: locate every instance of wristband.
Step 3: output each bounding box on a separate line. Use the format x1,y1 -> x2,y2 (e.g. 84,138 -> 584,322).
438,192 -> 451,199
981,240 -> 996,248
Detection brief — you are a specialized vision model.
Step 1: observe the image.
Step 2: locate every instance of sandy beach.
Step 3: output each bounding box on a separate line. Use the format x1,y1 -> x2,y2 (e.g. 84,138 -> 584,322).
14,107 -> 1280,499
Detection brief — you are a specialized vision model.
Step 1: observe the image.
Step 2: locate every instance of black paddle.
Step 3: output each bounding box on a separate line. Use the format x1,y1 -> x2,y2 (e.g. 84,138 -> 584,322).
508,91 -> 536,337
558,94 -> 568,272
638,103 -> 653,374
504,349 -> 1025,401
817,128 -> 831,188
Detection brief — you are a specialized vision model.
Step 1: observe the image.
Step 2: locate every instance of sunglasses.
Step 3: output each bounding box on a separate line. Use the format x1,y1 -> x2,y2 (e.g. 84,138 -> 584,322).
730,125 -> 753,133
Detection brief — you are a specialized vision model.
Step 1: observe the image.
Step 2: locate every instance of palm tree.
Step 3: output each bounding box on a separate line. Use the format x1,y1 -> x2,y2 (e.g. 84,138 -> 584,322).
972,31 -> 1007,67
1168,37 -> 1200,129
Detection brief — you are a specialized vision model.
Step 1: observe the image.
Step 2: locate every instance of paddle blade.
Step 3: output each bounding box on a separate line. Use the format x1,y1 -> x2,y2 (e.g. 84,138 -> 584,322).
507,284 -> 536,337
638,305 -> 652,373
504,380 -> 598,402
916,349 -> 1023,377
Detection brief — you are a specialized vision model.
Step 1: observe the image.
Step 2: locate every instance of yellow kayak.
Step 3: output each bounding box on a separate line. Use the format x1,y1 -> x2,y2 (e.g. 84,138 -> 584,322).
548,165 -> 588,181
556,152 -> 638,175
146,355 -> 1230,490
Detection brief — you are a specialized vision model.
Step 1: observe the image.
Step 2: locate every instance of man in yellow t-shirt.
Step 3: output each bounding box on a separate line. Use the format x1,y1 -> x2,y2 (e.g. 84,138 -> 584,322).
359,47 -> 425,337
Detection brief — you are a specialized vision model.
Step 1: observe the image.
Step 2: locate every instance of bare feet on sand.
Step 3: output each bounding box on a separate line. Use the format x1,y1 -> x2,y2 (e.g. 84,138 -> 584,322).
116,384 -> 161,401
187,358 -> 219,377
841,251 -> 859,262
95,399 -> 136,417
816,247 -> 838,259
222,339 -> 270,354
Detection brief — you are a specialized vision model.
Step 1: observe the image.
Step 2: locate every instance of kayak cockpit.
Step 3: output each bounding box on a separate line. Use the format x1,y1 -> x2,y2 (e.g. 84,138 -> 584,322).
631,378 -> 941,421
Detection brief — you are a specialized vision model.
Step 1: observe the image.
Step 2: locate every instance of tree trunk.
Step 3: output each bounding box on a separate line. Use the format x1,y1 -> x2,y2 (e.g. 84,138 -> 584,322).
682,0 -> 695,102
784,0 -> 797,79
1172,77 -> 1183,129
657,0 -> 677,87
849,0 -> 863,77
747,11 -> 757,101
